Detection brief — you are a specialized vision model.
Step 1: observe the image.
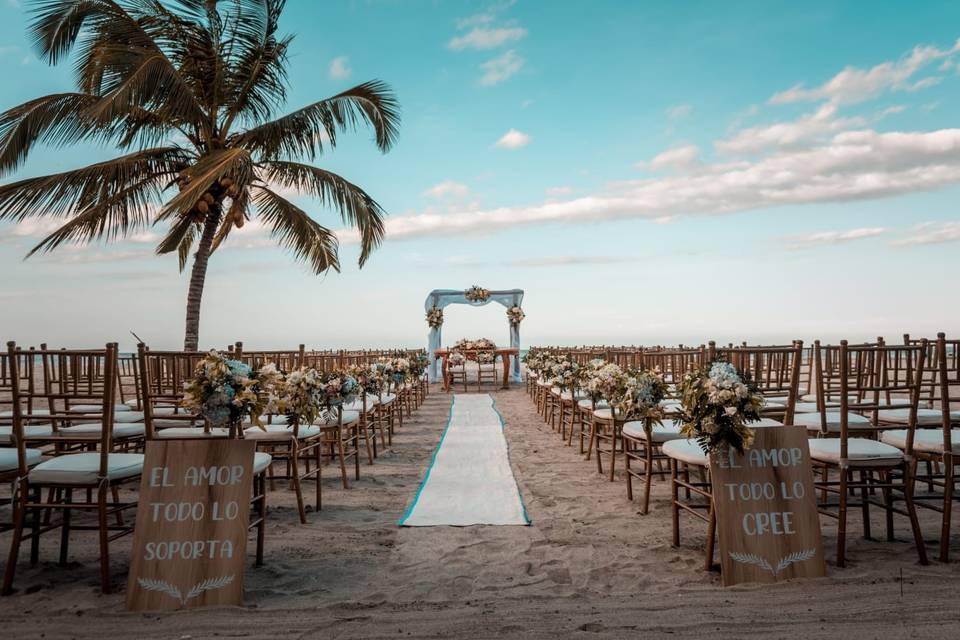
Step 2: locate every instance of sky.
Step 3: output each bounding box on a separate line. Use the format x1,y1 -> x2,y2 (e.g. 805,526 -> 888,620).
1,0 -> 960,351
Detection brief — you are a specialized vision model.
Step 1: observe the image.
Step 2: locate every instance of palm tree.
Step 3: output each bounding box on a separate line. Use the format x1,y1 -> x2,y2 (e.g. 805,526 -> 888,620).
0,0 -> 399,349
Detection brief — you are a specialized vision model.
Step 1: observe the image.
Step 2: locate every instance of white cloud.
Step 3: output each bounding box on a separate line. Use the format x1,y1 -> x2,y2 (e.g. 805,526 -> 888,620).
770,40 -> 960,105
7,218 -> 63,238
783,227 -> 888,250
892,221 -> 960,246
667,104 -> 692,120
328,56 -> 352,80
449,26 -> 526,50
639,144 -> 700,172
454,0 -> 517,30
494,128 -> 530,149
423,180 -> 470,199
334,128 -> 960,243
546,186 -> 573,196
479,50 -> 523,86
716,104 -> 864,153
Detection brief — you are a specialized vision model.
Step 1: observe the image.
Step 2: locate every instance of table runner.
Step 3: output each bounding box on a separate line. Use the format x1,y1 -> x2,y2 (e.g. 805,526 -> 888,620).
399,394 -> 530,526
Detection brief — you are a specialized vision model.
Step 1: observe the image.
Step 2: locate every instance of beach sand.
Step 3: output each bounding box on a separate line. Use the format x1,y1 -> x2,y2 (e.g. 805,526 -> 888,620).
1,386 -> 959,639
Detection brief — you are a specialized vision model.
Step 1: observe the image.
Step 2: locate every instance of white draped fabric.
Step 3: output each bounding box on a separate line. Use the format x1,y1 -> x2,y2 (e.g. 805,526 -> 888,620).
425,288 -> 524,383
398,394 -> 529,526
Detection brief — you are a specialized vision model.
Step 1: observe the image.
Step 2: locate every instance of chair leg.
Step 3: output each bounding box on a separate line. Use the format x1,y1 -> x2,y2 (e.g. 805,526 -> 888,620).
586,419 -> 597,461
941,454 -> 954,562
97,485 -> 111,594
290,443 -> 307,524
859,470 -> 872,540
29,487 -> 41,566
336,432 -> 350,489
59,488 -> 73,566
642,443 -> 654,515
837,469 -> 848,568
625,440 -> 634,502
362,418 -> 375,465
608,430 -> 618,482
315,442 -> 322,511
670,460 -> 680,547
903,459 -> 929,566
2,481 -> 28,595
353,427 -> 361,481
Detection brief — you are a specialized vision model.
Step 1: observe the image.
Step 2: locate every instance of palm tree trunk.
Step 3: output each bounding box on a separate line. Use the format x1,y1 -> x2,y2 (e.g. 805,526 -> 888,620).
183,210 -> 221,350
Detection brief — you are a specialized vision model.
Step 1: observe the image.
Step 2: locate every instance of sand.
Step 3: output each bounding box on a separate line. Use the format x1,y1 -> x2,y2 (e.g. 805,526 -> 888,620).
1,385 -> 959,639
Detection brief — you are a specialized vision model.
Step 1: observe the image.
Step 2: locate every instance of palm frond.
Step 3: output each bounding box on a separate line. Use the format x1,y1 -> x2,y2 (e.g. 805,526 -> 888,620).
0,147 -> 187,221
259,161 -> 385,266
251,186 -> 339,274
231,80 -> 400,160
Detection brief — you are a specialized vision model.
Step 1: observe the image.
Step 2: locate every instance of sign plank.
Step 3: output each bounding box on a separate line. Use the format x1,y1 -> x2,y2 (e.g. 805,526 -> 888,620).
126,440 -> 256,611
710,426 -> 825,586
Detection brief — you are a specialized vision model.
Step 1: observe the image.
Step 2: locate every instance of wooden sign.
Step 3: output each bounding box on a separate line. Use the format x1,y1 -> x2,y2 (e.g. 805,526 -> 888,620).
709,426 -> 825,586
126,440 -> 256,611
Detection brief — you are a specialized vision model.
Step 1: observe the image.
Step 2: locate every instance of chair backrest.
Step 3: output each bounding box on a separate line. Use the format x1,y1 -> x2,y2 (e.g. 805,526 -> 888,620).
136,344 -> 205,438
812,340 -> 927,455
719,342 -> 804,424
6,341 -> 119,477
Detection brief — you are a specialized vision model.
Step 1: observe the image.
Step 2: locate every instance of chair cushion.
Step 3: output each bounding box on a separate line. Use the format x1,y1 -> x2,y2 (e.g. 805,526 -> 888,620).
69,404 -> 132,413
0,409 -> 51,418
793,402 -> 821,413
560,391 -> 587,401
808,438 -> 903,467
577,399 -> 608,411
155,427 -> 232,439
314,410 -> 360,426
880,428 -> 960,454
378,394 -> 397,405
754,418 -> 784,428
662,439 -> 708,466
622,421 -> 685,443
252,452 -> 273,474
0,425 -> 55,442
874,408 -> 943,426
59,423 -> 145,438
243,424 -> 321,440
0,448 -> 42,472
29,452 -> 144,485
794,411 -> 873,431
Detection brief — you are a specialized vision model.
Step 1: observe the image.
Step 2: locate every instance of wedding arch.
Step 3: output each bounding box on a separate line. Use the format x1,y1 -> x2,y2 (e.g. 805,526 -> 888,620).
424,288 -> 524,383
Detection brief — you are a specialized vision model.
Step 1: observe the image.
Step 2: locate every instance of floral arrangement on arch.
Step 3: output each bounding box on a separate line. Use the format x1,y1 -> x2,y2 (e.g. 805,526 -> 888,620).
464,285 -> 491,302
506,305 -> 525,326
677,360 -> 765,455
454,338 -> 496,351
426,306 -> 444,328
182,351 -> 278,428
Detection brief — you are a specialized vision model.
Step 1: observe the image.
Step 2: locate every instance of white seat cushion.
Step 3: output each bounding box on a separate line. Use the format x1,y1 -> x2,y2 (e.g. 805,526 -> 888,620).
59,423 -> 145,438
378,394 -> 397,405
874,408 -> 943,426
68,404 -> 132,413
243,414 -> 290,426
754,418 -> 784,428
622,421 -> 685,443
0,425 -> 55,442
155,427 -> 232,439
794,411 -> 873,431
342,399 -> 371,413
808,438 -> 903,467
0,448 -> 42,472
252,452 -> 273,474
29,452 -> 144,485
314,410 -> 361,426
0,409 -> 51,418
793,402 -> 821,413
592,408 -> 622,421
560,391 -> 587,401
880,428 -> 960,454
243,424 -> 321,440
577,398 -> 608,411
662,439 -> 708,466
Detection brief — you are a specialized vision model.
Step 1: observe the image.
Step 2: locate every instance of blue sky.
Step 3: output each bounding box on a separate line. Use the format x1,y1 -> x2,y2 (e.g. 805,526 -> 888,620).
1,0 -> 959,350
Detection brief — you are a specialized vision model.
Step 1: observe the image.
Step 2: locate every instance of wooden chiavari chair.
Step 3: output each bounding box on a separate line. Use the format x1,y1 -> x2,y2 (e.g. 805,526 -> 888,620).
662,343 -> 802,570
2,343 -> 141,595
477,350 -> 499,390
806,340 -> 928,567
881,333 -> 959,562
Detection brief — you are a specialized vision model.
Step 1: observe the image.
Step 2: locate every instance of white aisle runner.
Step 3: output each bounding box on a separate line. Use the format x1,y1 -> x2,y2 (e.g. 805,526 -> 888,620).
399,394 -> 530,527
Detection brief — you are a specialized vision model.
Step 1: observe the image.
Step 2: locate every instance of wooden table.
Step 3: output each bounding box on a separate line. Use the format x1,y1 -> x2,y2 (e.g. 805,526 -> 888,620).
434,348 -> 520,391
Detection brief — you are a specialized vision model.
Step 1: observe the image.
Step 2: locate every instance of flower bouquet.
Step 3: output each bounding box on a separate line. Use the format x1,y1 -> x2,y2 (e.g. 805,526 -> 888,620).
464,285 -> 491,302
319,370 -> 359,407
348,363 -> 386,397
477,350 -> 496,364
266,366 -> 326,429
548,357 -> 580,391
579,360 -> 622,404
613,368 -> 668,425
454,337 -> 496,351
506,305 -> 525,326
182,351 -> 276,429
676,360 -> 765,455
391,356 -> 411,387
426,306 -> 444,328
447,352 -> 466,367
